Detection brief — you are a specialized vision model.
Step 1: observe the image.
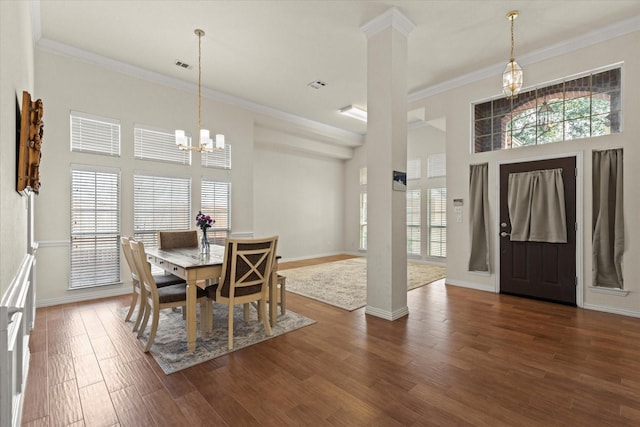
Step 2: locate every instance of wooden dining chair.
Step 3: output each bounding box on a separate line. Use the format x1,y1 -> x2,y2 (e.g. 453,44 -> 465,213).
129,239 -> 208,352
158,230 -> 198,249
205,236 -> 278,350
121,237 -> 184,332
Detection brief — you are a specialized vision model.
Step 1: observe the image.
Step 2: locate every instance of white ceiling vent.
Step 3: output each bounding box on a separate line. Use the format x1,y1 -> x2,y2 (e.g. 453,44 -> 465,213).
307,80 -> 327,90
175,60 -> 192,70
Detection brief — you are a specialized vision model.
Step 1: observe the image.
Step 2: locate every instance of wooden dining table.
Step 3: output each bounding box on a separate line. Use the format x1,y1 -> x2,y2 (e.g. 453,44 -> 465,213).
145,245 -> 280,352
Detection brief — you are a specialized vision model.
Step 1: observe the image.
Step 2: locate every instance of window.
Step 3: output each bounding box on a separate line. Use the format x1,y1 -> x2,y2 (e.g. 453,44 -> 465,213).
359,192 -> 367,251
407,189 -> 421,255
474,67 -> 621,153
133,174 -> 191,251
428,188 -> 447,257
201,179 -> 231,245
202,144 -> 232,169
134,124 -> 190,165
407,159 -> 421,180
70,111 -> 120,156
427,153 -> 446,178
70,167 -> 120,288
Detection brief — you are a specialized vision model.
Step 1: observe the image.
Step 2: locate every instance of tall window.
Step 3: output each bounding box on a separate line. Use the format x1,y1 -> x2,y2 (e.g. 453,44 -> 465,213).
134,124 -> 190,165
70,111 -> 120,156
428,188 -> 447,258
407,189 -> 421,255
133,174 -> 191,250
474,67 -> 621,153
201,179 -> 231,245
70,167 -> 120,288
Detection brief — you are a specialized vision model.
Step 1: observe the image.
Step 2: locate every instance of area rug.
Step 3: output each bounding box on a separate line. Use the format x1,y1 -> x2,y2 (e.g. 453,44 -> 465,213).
281,257 -> 446,311
122,305 -> 315,374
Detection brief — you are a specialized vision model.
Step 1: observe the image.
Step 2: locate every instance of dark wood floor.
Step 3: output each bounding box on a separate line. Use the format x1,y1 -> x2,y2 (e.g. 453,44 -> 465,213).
21,257 -> 640,426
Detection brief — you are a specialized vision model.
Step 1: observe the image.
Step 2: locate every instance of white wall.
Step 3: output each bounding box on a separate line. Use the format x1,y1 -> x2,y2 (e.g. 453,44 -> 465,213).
0,1 -> 34,297
407,31 -> 640,316
254,145 -> 345,259
32,48 -> 351,306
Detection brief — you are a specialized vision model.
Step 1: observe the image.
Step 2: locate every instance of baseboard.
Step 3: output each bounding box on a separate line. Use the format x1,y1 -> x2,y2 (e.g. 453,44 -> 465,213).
36,287 -> 131,308
365,305 -> 409,320
445,279 -> 495,293
582,302 -> 640,318
279,251 -> 347,264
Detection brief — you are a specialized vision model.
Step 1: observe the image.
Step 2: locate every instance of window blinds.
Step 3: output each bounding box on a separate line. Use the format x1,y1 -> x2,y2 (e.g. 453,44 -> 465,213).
70,111 -> 120,156
134,124 -> 190,165
407,188 -> 421,255
428,187 -> 447,257
202,144 -> 232,169
70,168 -> 121,288
201,179 -> 231,244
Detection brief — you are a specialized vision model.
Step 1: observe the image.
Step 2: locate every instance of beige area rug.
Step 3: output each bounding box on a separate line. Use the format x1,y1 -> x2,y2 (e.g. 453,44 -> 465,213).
281,257 -> 446,311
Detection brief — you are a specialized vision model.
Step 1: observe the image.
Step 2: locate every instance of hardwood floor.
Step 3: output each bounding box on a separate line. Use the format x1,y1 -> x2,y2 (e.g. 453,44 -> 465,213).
21,258 -> 640,426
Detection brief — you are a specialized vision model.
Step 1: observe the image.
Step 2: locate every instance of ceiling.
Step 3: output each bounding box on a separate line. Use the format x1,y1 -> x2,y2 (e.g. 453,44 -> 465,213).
35,1 -> 640,138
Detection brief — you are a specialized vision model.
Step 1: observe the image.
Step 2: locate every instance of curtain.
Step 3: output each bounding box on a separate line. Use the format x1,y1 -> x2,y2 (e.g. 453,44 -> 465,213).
468,163 -> 490,272
508,169 -> 567,243
593,148 -> 624,288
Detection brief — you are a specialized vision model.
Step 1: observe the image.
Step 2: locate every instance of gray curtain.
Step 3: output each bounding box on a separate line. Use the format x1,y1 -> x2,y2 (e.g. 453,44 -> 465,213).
468,163 -> 490,272
593,148 -> 624,288
508,169 -> 567,243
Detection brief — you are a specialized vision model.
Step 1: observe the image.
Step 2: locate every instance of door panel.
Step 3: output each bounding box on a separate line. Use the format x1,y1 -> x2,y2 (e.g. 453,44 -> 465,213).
500,157 -> 576,305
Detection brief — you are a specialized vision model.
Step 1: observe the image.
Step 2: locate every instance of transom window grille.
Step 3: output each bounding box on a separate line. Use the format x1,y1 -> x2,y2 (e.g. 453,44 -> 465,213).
201,179 -> 231,245
133,174 -> 191,251
407,189 -> 421,255
474,66 -> 621,153
70,111 -> 120,156
202,144 -> 232,169
428,187 -> 447,258
70,167 -> 121,288
134,124 -> 190,165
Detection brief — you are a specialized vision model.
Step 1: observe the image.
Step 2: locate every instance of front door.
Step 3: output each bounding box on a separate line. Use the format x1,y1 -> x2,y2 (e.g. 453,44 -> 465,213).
499,157 -> 577,305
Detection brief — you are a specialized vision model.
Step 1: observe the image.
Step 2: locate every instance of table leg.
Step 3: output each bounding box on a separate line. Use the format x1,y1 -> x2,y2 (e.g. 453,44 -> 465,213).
186,280 -> 197,352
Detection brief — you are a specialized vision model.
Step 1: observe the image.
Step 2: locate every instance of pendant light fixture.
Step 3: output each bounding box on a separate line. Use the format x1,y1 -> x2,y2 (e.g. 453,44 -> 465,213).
502,11 -> 523,99
176,29 -> 224,152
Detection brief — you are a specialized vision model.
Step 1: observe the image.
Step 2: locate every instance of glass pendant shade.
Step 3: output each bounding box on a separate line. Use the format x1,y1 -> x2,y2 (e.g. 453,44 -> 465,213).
502,59 -> 523,98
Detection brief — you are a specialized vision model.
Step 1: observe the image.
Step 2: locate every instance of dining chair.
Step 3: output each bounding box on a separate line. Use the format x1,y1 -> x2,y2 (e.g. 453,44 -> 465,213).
129,239 -> 208,352
205,236 -> 278,350
121,237 -> 184,332
158,230 -> 198,249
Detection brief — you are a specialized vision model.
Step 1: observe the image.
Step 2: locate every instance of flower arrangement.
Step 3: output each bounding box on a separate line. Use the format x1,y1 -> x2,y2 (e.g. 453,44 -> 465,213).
196,211 -> 214,232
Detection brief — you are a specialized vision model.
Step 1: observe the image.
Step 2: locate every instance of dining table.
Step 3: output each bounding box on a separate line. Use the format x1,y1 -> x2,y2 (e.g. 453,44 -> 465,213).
145,244 -> 280,352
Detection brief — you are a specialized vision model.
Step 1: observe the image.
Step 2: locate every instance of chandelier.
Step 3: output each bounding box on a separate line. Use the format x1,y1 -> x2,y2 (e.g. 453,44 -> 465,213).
176,29 -> 224,152
502,11 -> 523,99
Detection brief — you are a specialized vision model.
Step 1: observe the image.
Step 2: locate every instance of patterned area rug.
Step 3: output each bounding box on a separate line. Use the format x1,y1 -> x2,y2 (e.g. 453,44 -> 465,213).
122,305 -> 315,374
281,257 -> 446,311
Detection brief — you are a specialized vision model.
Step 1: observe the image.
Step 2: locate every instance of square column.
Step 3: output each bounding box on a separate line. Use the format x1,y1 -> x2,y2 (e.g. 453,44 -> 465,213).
362,8 -> 414,320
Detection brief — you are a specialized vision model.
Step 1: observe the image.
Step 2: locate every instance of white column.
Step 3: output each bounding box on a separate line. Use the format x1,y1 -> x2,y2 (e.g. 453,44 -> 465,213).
362,8 -> 414,320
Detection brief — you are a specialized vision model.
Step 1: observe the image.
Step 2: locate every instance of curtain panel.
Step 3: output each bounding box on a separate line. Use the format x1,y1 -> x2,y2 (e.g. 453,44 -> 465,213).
468,163 -> 490,272
507,169 -> 567,243
592,148 -> 624,288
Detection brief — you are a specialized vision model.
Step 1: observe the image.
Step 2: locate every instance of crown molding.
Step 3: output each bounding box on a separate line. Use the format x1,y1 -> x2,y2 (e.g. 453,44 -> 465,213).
409,14 -> 640,103
34,38 -> 364,147
361,7 -> 415,39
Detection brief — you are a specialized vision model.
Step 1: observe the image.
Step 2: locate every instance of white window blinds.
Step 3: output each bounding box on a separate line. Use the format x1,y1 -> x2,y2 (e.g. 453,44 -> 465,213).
133,174 -> 191,249
359,167 -> 367,185
134,124 -> 191,165
70,111 -> 120,156
407,159 -> 421,180
427,153 -> 446,178
428,187 -> 447,257
201,179 -> 231,245
407,188 -> 421,255
202,144 -> 232,169
70,167 -> 121,288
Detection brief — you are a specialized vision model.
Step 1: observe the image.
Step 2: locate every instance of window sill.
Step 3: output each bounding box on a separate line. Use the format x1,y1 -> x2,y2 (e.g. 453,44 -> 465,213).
588,286 -> 628,297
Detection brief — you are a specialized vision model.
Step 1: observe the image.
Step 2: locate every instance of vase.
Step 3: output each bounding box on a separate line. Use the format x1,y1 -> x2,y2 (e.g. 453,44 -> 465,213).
200,229 -> 210,254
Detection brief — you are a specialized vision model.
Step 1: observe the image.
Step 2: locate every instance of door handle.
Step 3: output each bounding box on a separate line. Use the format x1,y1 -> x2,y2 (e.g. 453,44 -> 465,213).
500,231 -> 510,237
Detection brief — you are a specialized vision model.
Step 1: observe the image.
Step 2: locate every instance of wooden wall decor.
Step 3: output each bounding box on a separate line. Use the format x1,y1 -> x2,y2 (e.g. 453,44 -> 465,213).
17,91 -> 44,193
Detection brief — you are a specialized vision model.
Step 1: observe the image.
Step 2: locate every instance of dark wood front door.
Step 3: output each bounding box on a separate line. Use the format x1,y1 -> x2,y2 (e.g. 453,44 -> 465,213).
499,157 -> 577,305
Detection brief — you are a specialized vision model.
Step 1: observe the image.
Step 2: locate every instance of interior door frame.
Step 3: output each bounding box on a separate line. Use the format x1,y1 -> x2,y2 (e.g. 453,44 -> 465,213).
494,151 -> 584,308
